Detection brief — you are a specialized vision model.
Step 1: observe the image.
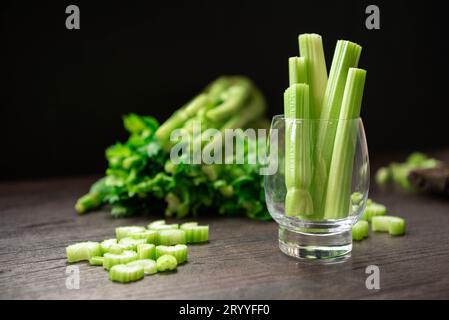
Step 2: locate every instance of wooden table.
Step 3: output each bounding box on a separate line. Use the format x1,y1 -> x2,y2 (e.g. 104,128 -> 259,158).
1,152 -> 449,300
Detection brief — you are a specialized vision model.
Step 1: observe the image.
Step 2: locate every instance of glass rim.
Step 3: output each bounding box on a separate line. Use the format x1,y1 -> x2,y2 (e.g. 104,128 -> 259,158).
272,114 -> 362,123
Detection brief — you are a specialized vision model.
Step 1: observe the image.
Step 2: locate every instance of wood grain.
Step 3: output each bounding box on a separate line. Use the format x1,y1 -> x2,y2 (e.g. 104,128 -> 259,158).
1,151 -> 449,299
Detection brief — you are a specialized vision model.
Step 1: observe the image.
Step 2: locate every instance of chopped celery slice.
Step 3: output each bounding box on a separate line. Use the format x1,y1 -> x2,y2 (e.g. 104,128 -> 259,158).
371,216 -> 394,232
388,217 -> 406,236
89,256 -> 104,266
324,68 -> 366,220
375,167 -> 391,186
100,238 -> 120,254
298,33 -> 328,119
352,220 -> 369,241
127,259 -> 158,275
181,225 -> 209,243
284,84 -> 314,216
147,220 -> 166,228
156,255 -> 178,272
115,226 -> 146,240
350,192 -> 363,205
148,220 -> 179,231
103,250 -> 138,270
130,230 -> 158,244
156,244 -> 188,264
158,229 -> 187,245
118,237 -> 147,251
109,264 -> 144,283
361,202 -> 387,221
66,241 -> 101,263
137,243 -> 156,260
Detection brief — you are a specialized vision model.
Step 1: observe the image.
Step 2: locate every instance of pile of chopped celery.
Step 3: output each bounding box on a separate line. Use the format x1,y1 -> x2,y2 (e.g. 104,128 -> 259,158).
283,33 -> 367,220
375,152 -> 440,190
351,198 -> 406,241
66,220 -> 209,283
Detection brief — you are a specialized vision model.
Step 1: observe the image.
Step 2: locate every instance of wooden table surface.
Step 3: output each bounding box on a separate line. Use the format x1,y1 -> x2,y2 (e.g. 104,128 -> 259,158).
1,151 -> 449,300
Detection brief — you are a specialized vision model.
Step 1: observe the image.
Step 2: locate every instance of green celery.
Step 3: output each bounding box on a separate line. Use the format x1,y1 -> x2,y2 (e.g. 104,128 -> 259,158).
324,68 -> 366,219
289,56 -> 308,86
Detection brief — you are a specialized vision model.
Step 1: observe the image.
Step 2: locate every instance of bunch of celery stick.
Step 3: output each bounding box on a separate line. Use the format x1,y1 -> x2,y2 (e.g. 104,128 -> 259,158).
284,34 -> 367,220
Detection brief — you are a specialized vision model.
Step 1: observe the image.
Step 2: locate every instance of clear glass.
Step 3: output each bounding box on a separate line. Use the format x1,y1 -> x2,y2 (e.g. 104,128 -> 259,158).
264,115 -> 369,260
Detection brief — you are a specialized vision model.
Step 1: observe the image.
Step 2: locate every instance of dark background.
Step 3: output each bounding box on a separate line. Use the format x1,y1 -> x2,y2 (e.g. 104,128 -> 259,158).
1,0 -> 448,180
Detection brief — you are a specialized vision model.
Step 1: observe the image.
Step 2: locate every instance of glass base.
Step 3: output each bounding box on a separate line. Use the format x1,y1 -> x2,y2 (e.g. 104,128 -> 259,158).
278,227 -> 352,260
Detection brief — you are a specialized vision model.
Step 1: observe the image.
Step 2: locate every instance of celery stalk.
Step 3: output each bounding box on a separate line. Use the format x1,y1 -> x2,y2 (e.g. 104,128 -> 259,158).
298,34 -> 328,119
324,68 -> 366,219
289,57 -> 308,85
312,40 -> 362,218
284,84 -> 314,216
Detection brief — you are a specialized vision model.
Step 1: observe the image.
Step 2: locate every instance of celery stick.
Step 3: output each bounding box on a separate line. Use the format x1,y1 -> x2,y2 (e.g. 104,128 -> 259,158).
352,220 -> 369,241
324,68 -> 366,219
312,40 -> 362,218
289,57 -> 308,85
284,84 -> 314,216
298,33 -> 328,119
66,242 -> 101,263
206,83 -> 251,122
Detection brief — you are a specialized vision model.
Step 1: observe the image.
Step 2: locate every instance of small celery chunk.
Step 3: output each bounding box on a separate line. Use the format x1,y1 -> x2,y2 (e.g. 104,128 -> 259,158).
66,241 -> 101,263
130,230 -> 158,244
109,264 -> 144,283
158,229 -> 186,245
352,220 -> 369,241
127,259 -> 157,275
148,220 -> 179,231
387,217 -> 406,236
375,167 -> 391,186
103,250 -> 138,270
118,237 -> 147,251
180,224 -> 209,243
156,255 -> 178,272
361,202 -> 387,221
156,244 -> 188,264
89,256 -> 104,266
100,239 -> 121,255
371,216 -> 392,232
137,243 -> 156,260
115,226 -> 146,240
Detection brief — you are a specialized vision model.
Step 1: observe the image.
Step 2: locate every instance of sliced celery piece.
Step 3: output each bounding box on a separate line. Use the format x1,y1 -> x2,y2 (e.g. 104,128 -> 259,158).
115,226 -> 146,241
118,237 -> 147,251
127,259 -> 158,275
103,250 -> 138,270
89,256 -> 104,266
109,264 -> 144,283
352,220 -> 369,241
156,244 -> 188,264
181,225 -> 209,243
137,243 -> 156,260
289,56 -> 308,86
284,84 -> 314,216
388,217 -> 406,236
375,167 -> 391,186
361,202 -> 386,221
156,255 -> 178,272
324,68 -> 366,219
371,216 -> 393,232
130,230 -> 158,244
312,40 -> 362,217
158,229 -> 186,246
147,220 -> 179,231
350,192 -> 363,205
100,238 -> 120,255
298,33 -> 328,119
66,241 -> 101,263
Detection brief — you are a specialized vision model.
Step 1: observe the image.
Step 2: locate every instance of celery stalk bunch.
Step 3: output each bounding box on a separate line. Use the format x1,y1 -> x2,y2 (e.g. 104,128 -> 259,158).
284,34 -> 367,220
76,76 -> 271,220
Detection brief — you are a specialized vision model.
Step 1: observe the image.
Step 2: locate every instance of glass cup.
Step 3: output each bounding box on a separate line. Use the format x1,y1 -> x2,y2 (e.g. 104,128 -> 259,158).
264,115 -> 369,260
